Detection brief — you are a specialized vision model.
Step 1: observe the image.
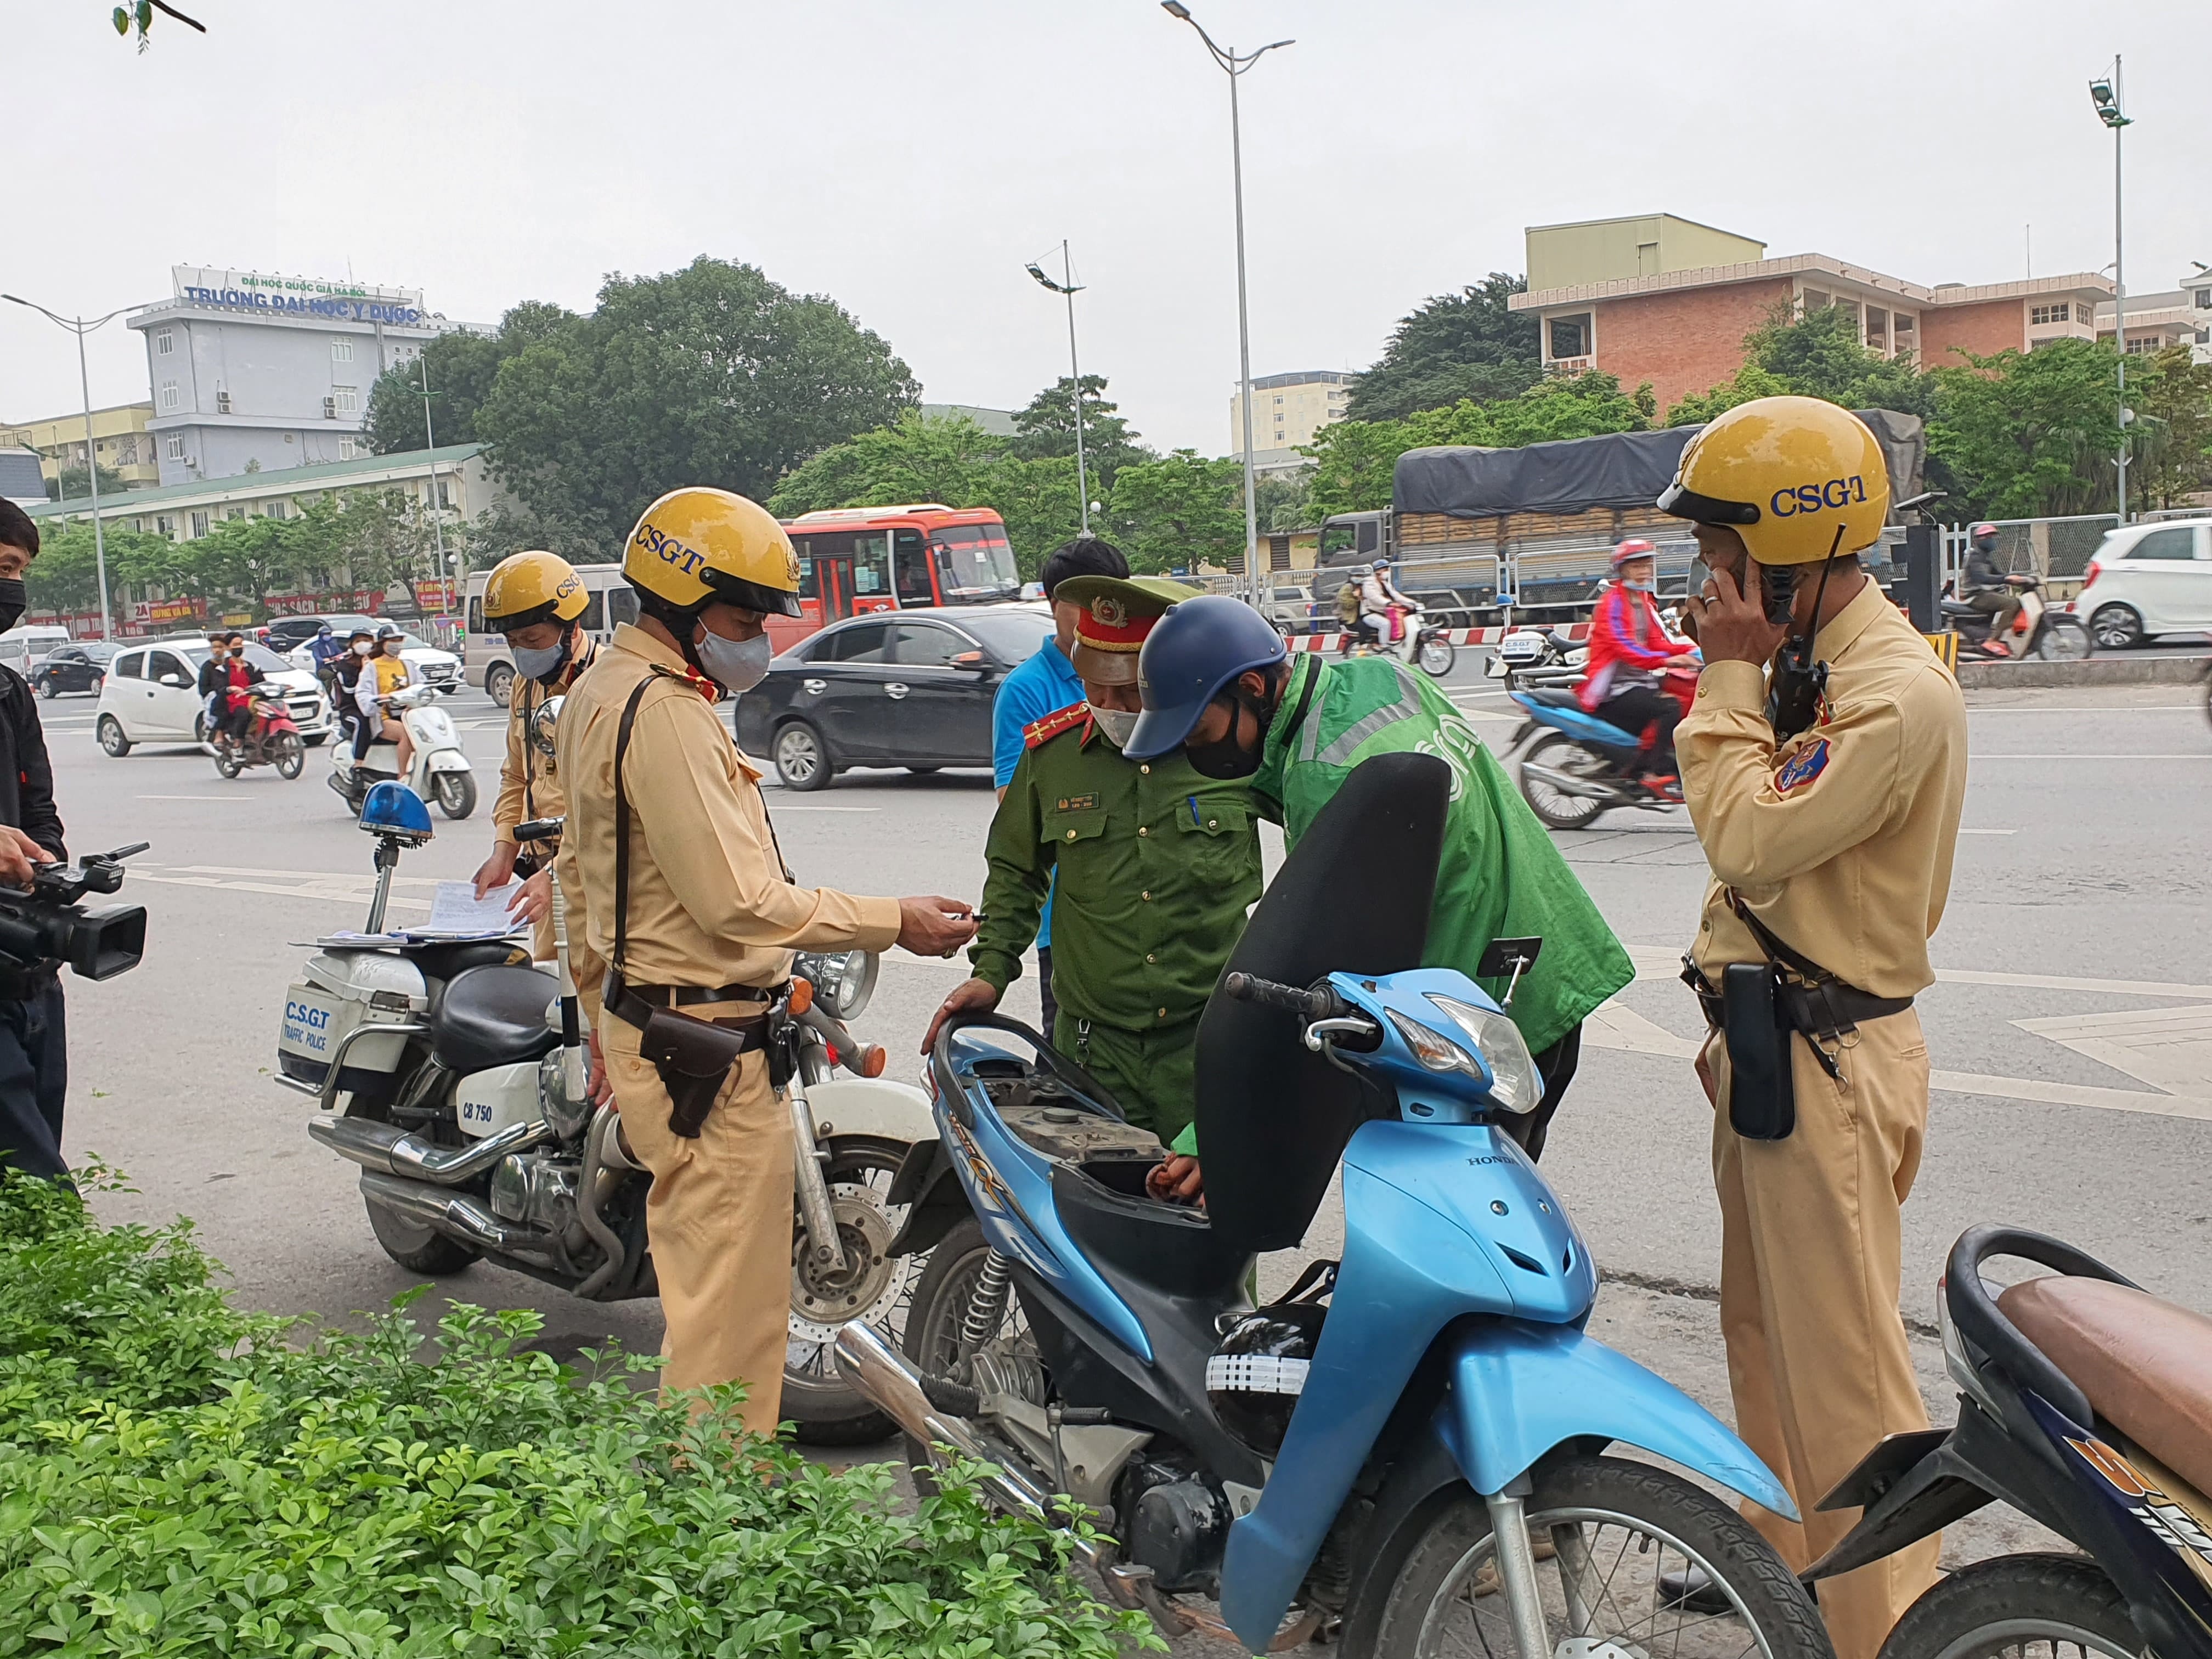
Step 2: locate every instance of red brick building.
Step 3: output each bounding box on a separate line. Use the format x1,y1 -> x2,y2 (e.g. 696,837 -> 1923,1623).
1508,218 -> 2113,413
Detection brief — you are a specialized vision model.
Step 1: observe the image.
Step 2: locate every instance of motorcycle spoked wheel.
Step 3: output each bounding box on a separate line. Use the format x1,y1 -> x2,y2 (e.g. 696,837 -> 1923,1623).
1352,1457 -> 1830,1659
783,1137 -> 926,1446
1516,733 -> 1615,832
900,1215 -> 1041,1481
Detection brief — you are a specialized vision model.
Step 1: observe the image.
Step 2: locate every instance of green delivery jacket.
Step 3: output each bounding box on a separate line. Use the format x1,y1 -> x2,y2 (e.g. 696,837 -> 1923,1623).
1254,653 -> 1633,1058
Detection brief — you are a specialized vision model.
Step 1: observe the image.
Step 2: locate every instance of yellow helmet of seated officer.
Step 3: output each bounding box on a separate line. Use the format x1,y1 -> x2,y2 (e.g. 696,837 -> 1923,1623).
622,487 -> 804,620
482,550 -> 588,633
1658,396 -> 1889,565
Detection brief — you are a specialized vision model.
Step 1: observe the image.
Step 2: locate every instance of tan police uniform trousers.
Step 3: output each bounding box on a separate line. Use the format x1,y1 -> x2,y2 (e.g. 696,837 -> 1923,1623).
1705,1011 -> 1942,1659
600,1001 -> 792,1436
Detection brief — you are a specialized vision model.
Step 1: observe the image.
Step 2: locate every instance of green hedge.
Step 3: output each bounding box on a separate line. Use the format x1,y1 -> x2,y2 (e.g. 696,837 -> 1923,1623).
0,1169 -> 1160,1657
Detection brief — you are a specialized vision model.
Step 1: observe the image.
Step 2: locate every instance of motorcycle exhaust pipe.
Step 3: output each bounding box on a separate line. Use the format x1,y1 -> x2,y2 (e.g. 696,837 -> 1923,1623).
833,1321 -> 1101,1565
310,1114 -> 549,1184
358,1169 -> 547,1253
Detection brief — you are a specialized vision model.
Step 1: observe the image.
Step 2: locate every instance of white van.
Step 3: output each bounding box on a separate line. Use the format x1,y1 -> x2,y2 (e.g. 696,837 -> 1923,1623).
0,625 -> 75,680
462,562 -> 635,706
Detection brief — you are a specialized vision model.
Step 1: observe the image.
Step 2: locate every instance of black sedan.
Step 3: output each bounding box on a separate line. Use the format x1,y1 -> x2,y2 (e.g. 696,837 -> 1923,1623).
32,642 -> 120,699
733,605 -> 1054,791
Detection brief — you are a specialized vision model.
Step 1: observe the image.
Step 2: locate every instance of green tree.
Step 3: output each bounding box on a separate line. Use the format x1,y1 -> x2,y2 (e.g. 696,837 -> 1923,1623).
1005,375 -> 1153,488
2129,345 -> 2212,511
1928,338 -> 2123,519
45,462 -> 129,502
1255,467 -> 1314,532
766,412 -> 1082,577
480,257 -> 917,549
1346,274 -> 1541,421
1664,302 -> 1935,426
1105,451 -> 1248,574
365,301 -> 579,455
1663,364 -> 1797,427
21,522 -> 177,617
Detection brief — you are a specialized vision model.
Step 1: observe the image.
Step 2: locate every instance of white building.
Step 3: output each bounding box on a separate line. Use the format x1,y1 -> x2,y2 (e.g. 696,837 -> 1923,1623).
128,265 -> 490,487
1230,371 -> 1351,467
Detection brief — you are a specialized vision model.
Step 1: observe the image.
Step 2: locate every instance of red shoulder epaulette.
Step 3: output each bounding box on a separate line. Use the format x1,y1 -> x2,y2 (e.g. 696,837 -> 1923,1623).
1024,703 -> 1090,749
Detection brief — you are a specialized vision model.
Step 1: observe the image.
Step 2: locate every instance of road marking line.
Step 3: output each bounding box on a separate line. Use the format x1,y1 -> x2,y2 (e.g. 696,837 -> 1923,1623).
136,795 -> 242,802
1628,953 -> 2212,1001
1957,828 -> 2018,835
1970,753 -> 2212,760
1584,1001 -> 2207,1120
132,872 -> 430,910
1968,706 -> 2199,714
2012,1006 -> 2212,1102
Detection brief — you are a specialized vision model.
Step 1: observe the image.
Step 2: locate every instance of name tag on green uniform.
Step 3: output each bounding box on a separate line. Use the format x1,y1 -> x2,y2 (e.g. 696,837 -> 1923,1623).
1055,793 -> 1099,812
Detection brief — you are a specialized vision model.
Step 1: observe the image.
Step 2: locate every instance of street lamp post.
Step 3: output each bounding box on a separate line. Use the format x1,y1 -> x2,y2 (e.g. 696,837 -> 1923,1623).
3,294 -> 140,640
1025,245 -> 1092,535
1161,1 -> 1291,607
2090,61 -> 2132,523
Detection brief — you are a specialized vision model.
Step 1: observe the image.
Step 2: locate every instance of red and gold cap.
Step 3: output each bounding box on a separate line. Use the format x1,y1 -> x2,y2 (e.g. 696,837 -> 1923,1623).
1058,574 -> 1200,686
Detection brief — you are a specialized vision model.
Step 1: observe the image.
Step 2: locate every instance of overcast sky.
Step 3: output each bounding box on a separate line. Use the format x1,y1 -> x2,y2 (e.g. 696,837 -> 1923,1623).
5,1 -> 2204,459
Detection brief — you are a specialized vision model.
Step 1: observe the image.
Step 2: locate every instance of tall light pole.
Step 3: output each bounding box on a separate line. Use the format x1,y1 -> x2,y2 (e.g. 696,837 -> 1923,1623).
1025,245 -> 1092,535
2090,61 -> 2132,523
416,351 -> 449,595
1161,1 -> 1291,606
3,294 -> 140,640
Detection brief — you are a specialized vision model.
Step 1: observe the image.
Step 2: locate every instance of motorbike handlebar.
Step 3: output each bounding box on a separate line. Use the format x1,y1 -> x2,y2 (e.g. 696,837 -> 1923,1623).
1223,971 -> 1345,1021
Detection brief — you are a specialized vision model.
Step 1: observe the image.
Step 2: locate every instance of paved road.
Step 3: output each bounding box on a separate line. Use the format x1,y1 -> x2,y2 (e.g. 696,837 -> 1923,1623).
36,663 -> 2212,1627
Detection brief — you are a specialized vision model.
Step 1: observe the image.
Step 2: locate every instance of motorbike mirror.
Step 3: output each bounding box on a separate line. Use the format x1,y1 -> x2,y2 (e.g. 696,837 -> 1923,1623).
529,695 -> 563,760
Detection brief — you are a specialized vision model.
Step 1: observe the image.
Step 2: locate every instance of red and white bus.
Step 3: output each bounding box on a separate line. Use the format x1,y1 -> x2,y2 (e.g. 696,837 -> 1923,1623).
769,504 -> 1022,652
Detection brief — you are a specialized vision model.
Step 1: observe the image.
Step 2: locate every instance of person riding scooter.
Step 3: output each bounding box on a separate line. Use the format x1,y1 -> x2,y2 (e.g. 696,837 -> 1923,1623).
355,624 -> 415,777
1582,538 -> 1700,794
1357,557 -> 1417,656
1961,523 -> 2023,656
215,633 -> 264,750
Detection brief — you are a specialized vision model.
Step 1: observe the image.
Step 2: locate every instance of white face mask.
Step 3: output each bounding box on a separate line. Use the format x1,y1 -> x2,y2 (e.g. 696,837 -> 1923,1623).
352,641 -> 373,656
1086,701 -> 1138,748
695,627 -> 773,693
1623,578 -> 1656,593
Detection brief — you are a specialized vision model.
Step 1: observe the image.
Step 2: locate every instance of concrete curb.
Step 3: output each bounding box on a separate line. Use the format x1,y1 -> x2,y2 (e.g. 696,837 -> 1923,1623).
1956,653 -> 2209,690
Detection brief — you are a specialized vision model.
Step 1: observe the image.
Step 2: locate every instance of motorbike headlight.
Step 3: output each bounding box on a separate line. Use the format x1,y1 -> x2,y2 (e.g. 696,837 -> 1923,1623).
1385,1008 -> 1480,1076
1425,995 -> 1544,1116
797,948 -> 877,1020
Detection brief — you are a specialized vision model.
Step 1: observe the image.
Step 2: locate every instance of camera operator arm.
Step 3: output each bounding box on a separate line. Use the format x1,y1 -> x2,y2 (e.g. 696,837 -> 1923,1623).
5,674 -> 66,865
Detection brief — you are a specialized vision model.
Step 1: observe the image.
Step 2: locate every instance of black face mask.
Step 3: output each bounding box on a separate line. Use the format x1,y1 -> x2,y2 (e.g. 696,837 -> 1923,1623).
1186,687 -> 1268,781
0,579 -> 25,636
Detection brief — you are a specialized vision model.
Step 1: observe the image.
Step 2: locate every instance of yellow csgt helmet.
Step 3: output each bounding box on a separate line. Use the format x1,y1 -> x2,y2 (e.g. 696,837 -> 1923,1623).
1658,396 -> 1889,564
622,487 -> 804,619
482,550 -> 588,634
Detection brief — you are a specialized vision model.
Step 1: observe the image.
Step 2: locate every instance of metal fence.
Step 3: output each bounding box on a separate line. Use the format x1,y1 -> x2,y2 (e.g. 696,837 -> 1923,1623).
1936,514 -> 2120,589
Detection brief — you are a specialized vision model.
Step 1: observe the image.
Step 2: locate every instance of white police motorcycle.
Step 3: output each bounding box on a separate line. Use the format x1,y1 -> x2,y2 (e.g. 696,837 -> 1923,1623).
330,681 -> 476,820
280,703 -> 935,1443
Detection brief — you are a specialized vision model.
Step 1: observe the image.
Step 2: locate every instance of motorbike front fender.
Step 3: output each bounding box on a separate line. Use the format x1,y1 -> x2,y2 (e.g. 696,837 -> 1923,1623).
424,749 -> 472,774
1434,1318 -> 1797,1520
805,1076 -> 932,1144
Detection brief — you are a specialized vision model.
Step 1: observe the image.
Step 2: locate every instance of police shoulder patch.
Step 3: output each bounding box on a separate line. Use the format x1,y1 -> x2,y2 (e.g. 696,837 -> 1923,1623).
1775,737 -> 1831,793
1024,703 -> 1089,749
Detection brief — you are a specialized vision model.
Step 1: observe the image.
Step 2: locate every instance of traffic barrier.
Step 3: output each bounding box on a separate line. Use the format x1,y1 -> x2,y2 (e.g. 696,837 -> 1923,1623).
1283,622 -> 1592,653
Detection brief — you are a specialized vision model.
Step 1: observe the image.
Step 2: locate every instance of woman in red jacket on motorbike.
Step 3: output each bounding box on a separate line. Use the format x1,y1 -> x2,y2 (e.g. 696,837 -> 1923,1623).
1579,539 -> 1699,794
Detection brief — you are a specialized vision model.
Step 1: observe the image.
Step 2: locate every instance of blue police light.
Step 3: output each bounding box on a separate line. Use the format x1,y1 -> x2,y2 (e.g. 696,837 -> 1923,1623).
359,781 -> 435,844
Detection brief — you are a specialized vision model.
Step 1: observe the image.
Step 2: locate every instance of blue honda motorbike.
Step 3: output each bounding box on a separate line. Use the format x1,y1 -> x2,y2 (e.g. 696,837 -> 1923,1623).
838,753 -> 1829,1657
1506,669 -> 1695,832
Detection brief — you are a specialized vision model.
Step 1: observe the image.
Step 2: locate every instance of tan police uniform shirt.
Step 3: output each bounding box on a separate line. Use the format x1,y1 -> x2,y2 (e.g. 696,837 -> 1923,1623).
492,637 -> 597,845
1680,579 -> 1968,1000
554,624 -> 901,1023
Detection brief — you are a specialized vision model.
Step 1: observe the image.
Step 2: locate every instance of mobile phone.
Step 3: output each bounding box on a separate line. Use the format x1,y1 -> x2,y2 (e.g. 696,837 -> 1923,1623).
1759,564 -> 1797,627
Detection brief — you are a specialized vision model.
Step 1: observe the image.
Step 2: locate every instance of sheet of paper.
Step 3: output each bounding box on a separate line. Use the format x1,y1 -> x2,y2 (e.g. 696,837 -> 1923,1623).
416,881 -> 528,939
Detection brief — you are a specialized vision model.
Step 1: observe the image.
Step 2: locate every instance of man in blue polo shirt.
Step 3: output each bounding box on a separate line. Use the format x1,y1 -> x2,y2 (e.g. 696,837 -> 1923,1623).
991,535 -> 1130,1034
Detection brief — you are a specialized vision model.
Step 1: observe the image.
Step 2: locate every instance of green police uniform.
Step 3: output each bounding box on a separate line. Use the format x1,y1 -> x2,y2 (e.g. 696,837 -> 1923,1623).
968,578 -> 1261,1143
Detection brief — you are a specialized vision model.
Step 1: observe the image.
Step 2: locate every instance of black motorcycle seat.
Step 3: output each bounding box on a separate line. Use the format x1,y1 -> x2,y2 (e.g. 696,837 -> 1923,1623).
1518,687 -> 1584,710
1053,1164 -> 1255,1304
412,940 -> 531,986
430,963 -> 558,1074
1939,598 -> 1982,618
1545,630 -> 1579,651
2000,1276 -> 2212,1500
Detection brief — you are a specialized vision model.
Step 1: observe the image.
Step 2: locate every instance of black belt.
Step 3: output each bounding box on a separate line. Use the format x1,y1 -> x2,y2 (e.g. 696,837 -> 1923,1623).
603,973 -> 772,1030
1682,958 -> 1911,1039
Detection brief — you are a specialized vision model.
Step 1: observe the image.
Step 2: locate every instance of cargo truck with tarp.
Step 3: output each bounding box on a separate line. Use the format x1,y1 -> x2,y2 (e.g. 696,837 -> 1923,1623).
1317,410 -> 1926,625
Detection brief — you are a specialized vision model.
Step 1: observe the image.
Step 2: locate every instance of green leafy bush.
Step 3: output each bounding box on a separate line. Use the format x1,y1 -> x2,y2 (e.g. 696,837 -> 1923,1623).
0,1171 -> 1159,1657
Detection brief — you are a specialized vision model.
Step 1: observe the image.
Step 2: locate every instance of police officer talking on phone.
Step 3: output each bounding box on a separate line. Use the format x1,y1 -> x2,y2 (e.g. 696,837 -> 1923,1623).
1662,398 -> 1967,1659
0,503 -> 71,1182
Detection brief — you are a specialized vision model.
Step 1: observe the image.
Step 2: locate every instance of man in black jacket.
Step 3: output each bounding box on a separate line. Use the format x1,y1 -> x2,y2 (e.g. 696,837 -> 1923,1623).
1961,522 -> 2023,656
0,503 -> 71,1181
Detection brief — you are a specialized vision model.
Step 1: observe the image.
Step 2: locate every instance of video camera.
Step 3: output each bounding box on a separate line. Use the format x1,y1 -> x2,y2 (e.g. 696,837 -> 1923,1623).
0,843 -> 150,982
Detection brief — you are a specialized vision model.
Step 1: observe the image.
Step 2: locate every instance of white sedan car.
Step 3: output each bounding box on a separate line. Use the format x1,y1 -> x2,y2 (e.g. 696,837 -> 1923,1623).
2068,518 -> 2212,648
95,638 -> 334,757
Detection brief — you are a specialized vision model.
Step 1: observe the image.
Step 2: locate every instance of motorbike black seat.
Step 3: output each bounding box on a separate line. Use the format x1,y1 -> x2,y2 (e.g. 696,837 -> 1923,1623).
1052,1164 -> 1255,1303
411,939 -> 531,985
2000,1276 -> 2212,1500
1545,630 -> 1579,651
430,963 -> 558,1074
1939,598 -> 1982,618
1518,687 -> 1584,709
